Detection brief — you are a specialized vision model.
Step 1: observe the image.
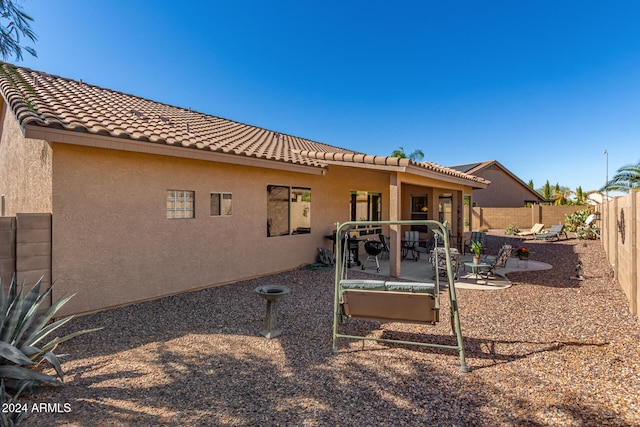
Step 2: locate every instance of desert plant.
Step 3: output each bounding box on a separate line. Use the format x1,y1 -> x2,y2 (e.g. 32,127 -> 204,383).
504,225 -> 520,235
565,208 -> 593,232
0,276 -> 100,395
470,241 -> 482,257
0,379 -> 28,426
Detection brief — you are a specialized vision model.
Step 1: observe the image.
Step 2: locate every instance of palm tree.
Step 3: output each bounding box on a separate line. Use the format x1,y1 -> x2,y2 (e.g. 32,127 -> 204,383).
552,188 -> 574,205
390,146 -> 424,162
602,161 -> 640,193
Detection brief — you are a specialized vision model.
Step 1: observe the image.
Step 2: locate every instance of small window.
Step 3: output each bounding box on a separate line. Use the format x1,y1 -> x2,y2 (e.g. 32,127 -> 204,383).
211,193 -> 232,216
167,190 -> 195,219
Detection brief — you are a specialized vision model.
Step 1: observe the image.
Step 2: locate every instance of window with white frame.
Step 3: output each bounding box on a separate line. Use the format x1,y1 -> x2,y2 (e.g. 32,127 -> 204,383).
267,185 -> 311,236
211,192 -> 232,216
167,190 -> 195,219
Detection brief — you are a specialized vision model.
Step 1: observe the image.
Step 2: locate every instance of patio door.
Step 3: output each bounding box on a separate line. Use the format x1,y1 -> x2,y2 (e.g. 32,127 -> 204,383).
438,193 -> 453,230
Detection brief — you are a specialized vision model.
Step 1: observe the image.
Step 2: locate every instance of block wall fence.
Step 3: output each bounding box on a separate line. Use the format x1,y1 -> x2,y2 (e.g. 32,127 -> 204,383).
600,190 -> 638,317
471,205 -> 583,231
0,213 -> 52,307
470,199 -> 638,317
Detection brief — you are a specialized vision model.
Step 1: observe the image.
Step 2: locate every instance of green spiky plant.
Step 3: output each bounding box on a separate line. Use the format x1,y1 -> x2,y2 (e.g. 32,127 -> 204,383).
0,379 -> 28,426
0,276 -> 101,395
470,241 -> 482,257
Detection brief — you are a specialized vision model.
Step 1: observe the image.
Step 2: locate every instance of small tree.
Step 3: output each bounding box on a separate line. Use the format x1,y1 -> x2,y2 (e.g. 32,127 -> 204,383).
541,180 -> 552,202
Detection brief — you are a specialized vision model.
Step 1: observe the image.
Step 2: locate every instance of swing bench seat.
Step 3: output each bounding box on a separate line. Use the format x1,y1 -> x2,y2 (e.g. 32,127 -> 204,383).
340,280 -> 439,323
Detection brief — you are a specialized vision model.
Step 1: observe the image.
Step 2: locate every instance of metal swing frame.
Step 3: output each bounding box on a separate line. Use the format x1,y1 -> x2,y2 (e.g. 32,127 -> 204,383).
331,219 -> 468,373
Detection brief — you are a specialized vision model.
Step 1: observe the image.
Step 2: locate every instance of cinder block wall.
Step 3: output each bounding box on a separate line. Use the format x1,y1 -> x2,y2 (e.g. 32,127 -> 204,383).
16,213 -> 52,290
602,190 -> 638,317
0,213 -> 51,301
0,216 -> 16,288
472,205 -> 586,231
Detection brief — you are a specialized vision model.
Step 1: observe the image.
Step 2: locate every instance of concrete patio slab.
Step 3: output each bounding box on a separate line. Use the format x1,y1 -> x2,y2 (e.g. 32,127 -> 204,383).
354,254 -> 552,291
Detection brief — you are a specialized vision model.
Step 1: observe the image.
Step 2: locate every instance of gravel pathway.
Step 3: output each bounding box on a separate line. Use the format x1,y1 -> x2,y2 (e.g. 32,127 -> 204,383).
20,234 -> 640,426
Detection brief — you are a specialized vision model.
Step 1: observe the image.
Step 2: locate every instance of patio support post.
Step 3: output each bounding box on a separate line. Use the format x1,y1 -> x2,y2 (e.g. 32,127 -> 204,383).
389,173 -> 401,277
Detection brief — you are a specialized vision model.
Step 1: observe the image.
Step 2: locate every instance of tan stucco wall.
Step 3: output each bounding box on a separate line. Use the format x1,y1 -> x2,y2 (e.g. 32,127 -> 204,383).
50,144 -> 394,315
0,103 -> 52,215
472,166 -> 537,207
400,176 -> 469,233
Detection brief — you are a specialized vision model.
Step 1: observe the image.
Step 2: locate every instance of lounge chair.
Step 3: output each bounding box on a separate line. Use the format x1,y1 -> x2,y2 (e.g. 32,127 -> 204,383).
516,223 -> 544,237
534,224 -> 568,241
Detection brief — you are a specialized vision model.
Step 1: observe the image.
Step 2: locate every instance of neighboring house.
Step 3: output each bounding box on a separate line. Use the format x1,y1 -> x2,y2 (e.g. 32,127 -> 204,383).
0,63 -> 488,315
449,160 -> 544,207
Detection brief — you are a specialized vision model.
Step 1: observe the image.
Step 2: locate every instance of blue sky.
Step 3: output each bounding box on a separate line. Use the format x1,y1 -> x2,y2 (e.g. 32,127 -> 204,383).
13,0 -> 640,193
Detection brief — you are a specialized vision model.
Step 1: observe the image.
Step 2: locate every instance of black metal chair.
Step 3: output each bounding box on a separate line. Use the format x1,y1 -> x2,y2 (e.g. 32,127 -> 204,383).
463,231 -> 486,255
378,233 -> 390,259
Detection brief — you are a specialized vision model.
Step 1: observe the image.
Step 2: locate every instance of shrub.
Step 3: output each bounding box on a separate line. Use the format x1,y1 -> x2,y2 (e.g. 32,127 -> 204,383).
0,276 -> 100,395
565,208 -> 593,232
504,225 -> 520,235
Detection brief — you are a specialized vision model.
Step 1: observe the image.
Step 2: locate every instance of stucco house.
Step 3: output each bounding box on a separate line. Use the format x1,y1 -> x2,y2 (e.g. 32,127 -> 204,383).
0,63 -> 488,316
449,160 -> 544,207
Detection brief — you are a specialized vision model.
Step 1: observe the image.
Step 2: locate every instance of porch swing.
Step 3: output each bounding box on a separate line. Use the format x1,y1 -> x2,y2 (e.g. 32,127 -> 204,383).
331,219 -> 468,373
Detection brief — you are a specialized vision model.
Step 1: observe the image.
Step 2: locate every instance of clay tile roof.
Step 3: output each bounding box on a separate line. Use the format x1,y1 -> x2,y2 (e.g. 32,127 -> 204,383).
0,63 -> 487,185
0,63 -> 355,168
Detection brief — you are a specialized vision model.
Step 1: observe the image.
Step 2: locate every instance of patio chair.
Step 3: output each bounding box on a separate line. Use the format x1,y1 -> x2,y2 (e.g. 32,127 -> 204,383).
478,244 -> 512,278
463,231 -> 486,255
402,230 -> 421,261
378,233 -> 390,260
534,224 -> 568,241
516,223 -> 545,237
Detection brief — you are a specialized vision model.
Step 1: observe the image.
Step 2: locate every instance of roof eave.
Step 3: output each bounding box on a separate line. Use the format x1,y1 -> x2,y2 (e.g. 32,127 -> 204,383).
24,125 -> 327,176
406,165 -> 489,189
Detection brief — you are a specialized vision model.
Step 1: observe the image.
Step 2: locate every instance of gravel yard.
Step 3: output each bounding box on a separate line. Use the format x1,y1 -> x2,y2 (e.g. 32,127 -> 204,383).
20,234 -> 640,426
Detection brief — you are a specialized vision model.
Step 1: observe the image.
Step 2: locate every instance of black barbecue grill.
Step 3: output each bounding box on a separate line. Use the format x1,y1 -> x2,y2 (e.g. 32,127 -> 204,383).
362,240 -> 384,272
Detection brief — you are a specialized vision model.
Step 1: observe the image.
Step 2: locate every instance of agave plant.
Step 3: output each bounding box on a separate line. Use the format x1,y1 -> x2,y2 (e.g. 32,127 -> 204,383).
0,379 -> 28,426
0,276 -> 100,394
